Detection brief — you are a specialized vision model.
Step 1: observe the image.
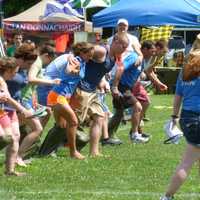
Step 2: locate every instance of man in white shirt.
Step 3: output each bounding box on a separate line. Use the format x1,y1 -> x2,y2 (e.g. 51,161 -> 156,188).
108,18 -> 143,66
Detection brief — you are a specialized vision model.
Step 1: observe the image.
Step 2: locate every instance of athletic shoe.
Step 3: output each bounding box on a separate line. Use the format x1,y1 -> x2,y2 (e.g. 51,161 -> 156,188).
129,129 -> 151,139
160,196 -> 173,200
101,138 -> 123,146
130,134 -> 149,143
141,133 -> 151,138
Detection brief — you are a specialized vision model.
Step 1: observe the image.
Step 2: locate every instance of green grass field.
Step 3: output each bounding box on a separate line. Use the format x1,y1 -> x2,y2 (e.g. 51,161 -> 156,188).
0,94 -> 200,200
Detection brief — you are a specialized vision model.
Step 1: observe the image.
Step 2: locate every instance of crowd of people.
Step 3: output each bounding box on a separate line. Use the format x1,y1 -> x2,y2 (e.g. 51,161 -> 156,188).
0,18 -> 199,200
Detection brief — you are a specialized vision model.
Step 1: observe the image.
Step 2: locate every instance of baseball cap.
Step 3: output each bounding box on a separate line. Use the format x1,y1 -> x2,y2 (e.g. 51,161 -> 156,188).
117,18 -> 129,26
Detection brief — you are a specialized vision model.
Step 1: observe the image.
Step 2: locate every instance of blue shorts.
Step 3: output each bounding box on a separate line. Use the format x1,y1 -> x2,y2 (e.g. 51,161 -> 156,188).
179,110 -> 200,147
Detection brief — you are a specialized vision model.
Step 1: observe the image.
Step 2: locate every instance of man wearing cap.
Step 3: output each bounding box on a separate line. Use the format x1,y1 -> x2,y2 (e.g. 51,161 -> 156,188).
108,18 -> 143,66
107,19 -> 146,143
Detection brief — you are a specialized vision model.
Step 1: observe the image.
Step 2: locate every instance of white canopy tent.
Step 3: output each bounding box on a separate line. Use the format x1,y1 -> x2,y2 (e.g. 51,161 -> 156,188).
3,0 -> 92,32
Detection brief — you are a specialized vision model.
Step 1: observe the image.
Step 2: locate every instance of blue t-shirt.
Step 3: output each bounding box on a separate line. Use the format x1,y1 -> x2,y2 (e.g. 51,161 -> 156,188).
176,72 -> 200,113
44,54 -> 68,79
5,70 -> 27,111
7,70 -> 27,101
119,52 -> 141,88
52,57 -> 85,97
37,54 -> 68,105
78,54 -> 115,92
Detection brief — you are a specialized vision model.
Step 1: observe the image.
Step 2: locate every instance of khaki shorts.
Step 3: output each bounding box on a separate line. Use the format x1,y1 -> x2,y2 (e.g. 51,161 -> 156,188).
72,88 -> 105,123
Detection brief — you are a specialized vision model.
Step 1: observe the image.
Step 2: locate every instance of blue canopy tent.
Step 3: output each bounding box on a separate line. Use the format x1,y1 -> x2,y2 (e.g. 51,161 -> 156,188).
93,0 -> 200,27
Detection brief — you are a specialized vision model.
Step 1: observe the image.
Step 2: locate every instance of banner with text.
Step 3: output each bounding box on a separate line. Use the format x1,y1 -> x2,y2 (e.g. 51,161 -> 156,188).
3,21 -> 84,32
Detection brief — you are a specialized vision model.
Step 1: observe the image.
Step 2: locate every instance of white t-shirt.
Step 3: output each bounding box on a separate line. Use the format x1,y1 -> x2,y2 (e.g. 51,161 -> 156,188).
108,33 -> 141,53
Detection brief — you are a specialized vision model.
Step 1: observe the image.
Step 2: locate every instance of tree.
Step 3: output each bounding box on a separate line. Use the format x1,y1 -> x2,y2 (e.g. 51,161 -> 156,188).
2,0 -> 40,18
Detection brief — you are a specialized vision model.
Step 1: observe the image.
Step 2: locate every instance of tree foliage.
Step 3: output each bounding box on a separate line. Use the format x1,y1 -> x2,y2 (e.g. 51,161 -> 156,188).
2,0 -> 40,18
2,0 -> 120,18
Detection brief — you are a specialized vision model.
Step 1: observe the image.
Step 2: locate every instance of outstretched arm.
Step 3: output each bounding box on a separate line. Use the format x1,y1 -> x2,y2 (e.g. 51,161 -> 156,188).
145,69 -> 168,91
111,56 -> 124,97
28,58 -> 60,86
0,78 -> 32,117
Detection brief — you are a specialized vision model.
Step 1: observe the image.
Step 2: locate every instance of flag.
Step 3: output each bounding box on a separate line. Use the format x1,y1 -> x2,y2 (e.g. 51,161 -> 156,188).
140,26 -> 174,43
55,0 -> 84,15
70,0 -> 111,8
44,0 -> 83,19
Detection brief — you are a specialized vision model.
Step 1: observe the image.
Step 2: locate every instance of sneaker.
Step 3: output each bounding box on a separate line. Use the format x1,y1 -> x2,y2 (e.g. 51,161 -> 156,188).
129,129 -> 151,139
160,196 -> 173,200
141,133 -> 151,138
130,134 -> 149,143
101,138 -> 123,146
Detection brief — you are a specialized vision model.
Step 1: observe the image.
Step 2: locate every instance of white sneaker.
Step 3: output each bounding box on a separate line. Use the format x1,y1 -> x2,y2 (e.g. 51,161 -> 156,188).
160,196 -> 173,200
131,134 -> 149,143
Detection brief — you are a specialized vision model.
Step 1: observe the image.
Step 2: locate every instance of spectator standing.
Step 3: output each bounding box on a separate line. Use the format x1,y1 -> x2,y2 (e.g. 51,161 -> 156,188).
7,32 -> 23,57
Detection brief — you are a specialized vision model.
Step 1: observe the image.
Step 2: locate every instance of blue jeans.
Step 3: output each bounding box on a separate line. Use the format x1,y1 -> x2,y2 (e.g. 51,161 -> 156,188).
180,110 -> 200,147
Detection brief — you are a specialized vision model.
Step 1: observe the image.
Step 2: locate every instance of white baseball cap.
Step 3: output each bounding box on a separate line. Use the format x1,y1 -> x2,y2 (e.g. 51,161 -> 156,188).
117,18 -> 129,26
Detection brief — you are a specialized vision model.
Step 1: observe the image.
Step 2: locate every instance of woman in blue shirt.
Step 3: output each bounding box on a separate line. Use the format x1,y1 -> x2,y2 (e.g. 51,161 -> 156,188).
47,42 -> 94,160
161,55 -> 200,200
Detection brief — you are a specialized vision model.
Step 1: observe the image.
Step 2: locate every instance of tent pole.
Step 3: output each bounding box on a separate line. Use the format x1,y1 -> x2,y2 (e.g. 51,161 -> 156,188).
83,7 -> 87,31
0,0 -> 3,38
184,30 -> 186,46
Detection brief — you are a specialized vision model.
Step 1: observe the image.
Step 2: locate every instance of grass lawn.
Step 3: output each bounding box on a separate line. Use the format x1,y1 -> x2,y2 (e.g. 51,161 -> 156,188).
0,94 -> 200,200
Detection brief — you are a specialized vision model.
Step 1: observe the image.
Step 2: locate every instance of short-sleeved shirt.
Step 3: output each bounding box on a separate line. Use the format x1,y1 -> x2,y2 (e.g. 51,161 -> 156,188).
44,54 -> 69,79
52,56 -> 85,97
6,45 -> 16,57
7,70 -> 27,101
176,72 -> 200,113
119,52 -> 141,89
37,54 -> 69,105
21,56 -> 43,102
78,54 -> 115,92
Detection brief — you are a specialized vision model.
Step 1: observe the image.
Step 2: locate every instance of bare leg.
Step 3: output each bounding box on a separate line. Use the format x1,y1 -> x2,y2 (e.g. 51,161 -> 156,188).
18,117 -> 43,160
0,125 -> 11,150
5,121 -> 20,173
165,144 -> 200,197
108,108 -> 123,138
140,101 -> 150,121
138,101 -> 150,134
5,122 -> 26,176
102,113 -> 109,139
131,102 -> 142,133
53,104 -> 85,160
89,115 -> 103,157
